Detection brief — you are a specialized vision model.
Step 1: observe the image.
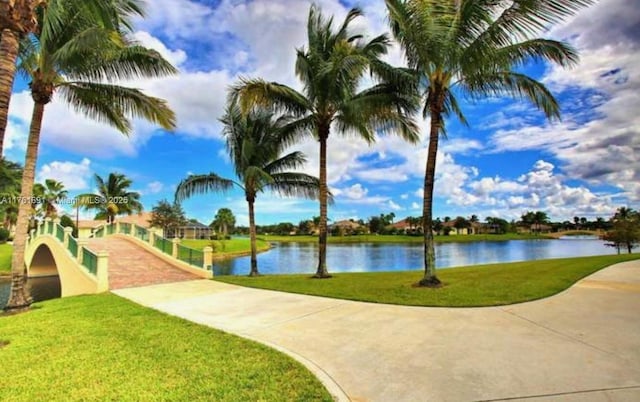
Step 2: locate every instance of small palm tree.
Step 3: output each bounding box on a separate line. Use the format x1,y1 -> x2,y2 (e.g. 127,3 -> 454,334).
79,173 -> 143,223
33,178 -> 67,218
5,2 -> 175,312
213,208 -> 235,238
386,0 -> 593,286
176,103 -> 321,276
233,5 -> 419,278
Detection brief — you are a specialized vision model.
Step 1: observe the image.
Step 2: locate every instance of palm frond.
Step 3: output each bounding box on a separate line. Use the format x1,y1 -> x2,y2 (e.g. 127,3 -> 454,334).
263,151 -> 307,175
64,44 -> 178,82
58,82 -> 176,133
174,174 -> 236,203
268,172 -> 323,201
230,78 -> 311,116
464,71 -> 561,120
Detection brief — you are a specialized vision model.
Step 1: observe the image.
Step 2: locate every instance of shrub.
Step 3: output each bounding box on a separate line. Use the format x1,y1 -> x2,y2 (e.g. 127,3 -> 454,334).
0,228 -> 10,243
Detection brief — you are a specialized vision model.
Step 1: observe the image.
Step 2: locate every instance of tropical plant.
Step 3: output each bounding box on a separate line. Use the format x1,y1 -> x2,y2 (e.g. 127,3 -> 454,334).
149,199 -> 186,238
386,0 -> 592,286
212,208 -> 236,238
0,158 -> 22,229
175,103 -> 321,277
605,207 -> 640,254
33,178 -> 67,218
232,5 -> 419,278
5,2 -> 175,312
79,173 -> 143,223
0,0 -> 145,153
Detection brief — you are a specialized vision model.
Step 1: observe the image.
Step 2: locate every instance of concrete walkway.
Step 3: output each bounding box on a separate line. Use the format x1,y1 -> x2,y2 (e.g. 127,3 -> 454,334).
113,260 -> 640,402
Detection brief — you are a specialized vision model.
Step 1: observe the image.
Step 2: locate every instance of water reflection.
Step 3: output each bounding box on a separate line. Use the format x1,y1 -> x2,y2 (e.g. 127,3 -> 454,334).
213,238 -> 615,276
0,276 -> 61,310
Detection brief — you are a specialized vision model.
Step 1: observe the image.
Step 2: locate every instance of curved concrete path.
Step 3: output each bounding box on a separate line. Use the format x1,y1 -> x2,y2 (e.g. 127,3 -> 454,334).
113,260 -> 640,402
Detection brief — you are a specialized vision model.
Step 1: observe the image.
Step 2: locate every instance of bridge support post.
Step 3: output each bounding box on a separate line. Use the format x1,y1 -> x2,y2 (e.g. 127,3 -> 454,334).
63,227 -> 73,248
53,217 -> 61,226
203,246 -> 213,274
115,221 -> 120,234
148,230 -> 155,246
172,238 -> 179,258
44,217 -> 52,235
28,229 -> 35,247
77,239 -> 88,264
96,251 -> 109,292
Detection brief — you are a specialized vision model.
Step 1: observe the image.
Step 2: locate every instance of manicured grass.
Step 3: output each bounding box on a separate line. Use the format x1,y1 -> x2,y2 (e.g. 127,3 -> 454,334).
0,243 -> 11,275
181,238 -> 270,257
216,254 -> 640,307
0,294 -> 332,402
260,233 -> 553,243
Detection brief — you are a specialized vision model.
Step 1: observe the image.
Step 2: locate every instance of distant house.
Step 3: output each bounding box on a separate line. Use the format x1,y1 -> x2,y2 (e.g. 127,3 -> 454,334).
330,219 -> 367,236
441,220 -> 481,235
173,220 -> 215,240
76,212 -> 157,238
390,218 -> 422,234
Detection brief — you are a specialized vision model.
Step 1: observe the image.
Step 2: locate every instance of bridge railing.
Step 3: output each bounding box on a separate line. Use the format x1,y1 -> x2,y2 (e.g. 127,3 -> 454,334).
88,222 -> 212,273
29,217 -> 107,281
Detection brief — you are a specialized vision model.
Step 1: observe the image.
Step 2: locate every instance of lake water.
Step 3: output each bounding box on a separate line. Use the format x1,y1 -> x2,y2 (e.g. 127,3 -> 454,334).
0,276 -> 61,310
0,238 -> 615,307
212,237 -> 615,276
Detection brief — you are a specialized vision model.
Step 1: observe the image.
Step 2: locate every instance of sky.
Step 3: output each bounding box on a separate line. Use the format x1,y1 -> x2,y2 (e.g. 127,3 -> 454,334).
4,0 -> 639,227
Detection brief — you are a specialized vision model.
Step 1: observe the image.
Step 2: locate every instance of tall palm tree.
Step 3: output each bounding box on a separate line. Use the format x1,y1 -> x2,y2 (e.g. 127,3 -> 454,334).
80,173 -> 143,223
176,103 -> 321,277
0,0 -> 43,153
0,158 -> 22,229
4,4 -> 176,312
386,0 -> 592,286
33,178 -> 67,218
232,5 -> 419,278
0,0 -> 145,154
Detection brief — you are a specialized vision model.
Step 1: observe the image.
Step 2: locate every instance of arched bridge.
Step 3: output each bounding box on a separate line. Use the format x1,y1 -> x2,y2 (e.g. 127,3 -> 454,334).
25,219 -> 213,297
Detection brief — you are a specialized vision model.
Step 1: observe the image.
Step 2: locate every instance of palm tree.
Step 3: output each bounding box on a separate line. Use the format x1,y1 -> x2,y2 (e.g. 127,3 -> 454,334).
4,4 -> 176,312
0,158 -> 22,230
0,0 -> 145,154
386,0 -> 592,286
80,173 -> 143,223
175,103 -> 321,277
213,208 -> 235,238
33,178 -> 67,218
232,5 -> 419,278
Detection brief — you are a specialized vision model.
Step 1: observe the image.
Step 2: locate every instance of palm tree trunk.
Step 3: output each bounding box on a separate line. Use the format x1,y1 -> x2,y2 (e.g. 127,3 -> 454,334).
0,29 -> 20,154
314,130 -> 330,278
419,108 -> 442,287
4,102 -> 46,311
247,197 -> 259,276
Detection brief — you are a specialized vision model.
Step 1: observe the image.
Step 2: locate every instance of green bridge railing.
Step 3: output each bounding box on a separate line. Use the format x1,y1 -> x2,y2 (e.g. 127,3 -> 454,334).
29,218 -> 100,278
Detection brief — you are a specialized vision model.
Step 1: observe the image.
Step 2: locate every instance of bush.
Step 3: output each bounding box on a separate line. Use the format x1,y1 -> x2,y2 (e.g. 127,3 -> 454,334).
0,228 -> 10,243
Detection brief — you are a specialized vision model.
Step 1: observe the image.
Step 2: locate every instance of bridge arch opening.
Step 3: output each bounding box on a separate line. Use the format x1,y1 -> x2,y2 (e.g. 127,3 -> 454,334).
27,244 -> 62,301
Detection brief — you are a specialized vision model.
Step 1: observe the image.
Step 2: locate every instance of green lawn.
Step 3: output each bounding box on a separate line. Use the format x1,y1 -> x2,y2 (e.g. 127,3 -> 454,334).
260,233 -> 552,243
0,243 -> 11,275
217,254 -> 640,307
181,238 -> 270,257
0,294 -> 332,402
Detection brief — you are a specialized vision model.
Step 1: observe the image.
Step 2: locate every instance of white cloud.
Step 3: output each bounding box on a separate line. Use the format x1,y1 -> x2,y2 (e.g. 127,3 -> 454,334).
343,183 -> 368,200
144,181 -> 164,195
36,158 -> 92,191
388,200 -> 402,211
133,31 -> 187,67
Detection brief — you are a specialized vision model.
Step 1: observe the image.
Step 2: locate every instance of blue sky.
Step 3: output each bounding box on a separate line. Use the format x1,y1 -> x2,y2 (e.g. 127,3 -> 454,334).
4,0 -> 639,226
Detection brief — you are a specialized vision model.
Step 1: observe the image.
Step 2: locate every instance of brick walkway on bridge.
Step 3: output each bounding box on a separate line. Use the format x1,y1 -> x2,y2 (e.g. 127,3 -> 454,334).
85,237 -> 198,289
